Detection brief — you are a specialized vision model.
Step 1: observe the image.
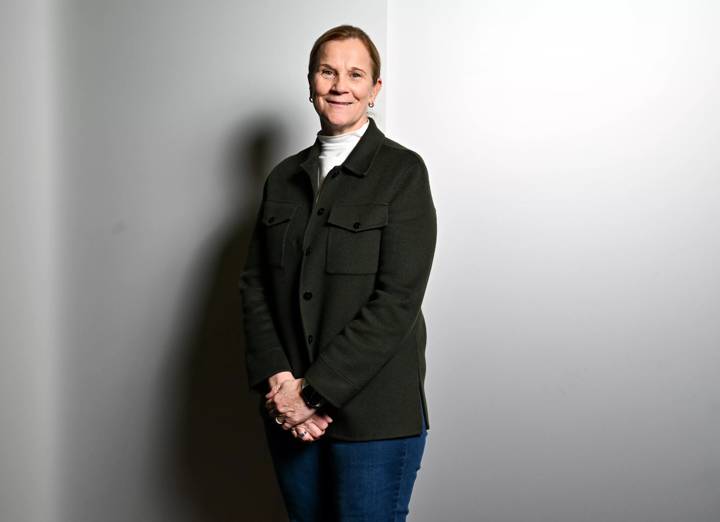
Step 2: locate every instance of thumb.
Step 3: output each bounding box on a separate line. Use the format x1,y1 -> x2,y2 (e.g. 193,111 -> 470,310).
265,384 -> 280,399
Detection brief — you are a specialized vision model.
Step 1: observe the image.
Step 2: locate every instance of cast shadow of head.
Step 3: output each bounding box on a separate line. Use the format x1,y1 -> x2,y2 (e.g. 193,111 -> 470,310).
169,115 -> 291,521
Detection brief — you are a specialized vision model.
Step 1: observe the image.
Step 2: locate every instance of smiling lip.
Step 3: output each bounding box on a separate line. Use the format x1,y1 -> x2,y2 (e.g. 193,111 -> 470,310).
328,100 -> 352,105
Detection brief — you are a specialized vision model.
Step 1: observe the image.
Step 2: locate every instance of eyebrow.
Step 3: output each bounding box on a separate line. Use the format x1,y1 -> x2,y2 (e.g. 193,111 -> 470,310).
319,63 -> 367,74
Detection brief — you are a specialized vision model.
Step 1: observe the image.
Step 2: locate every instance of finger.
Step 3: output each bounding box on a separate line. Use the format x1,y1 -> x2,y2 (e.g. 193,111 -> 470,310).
282,412 -> 306,430
304,421 -> 324,439
310,415 -> 329,431
264,385 -> 279,399
301,428 -> 318,442
282,419 -> 300,430
292,427 -> 315,442
318,413 -> 333,424
266,398 -> 280,411
300,432 -> 316,443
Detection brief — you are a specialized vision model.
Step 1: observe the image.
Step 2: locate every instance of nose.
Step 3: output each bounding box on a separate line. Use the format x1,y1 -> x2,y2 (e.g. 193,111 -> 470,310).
331,72 -> 349,93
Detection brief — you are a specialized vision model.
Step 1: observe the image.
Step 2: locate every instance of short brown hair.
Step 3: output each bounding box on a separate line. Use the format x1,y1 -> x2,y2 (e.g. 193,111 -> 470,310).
307,25 -> 381,85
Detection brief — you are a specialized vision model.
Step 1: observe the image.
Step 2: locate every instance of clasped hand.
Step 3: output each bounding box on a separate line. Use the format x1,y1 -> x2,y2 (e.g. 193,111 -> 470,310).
265,372 -> 333,443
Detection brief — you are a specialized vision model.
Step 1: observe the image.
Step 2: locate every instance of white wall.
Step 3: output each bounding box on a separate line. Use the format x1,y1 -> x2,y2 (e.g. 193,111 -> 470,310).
5,2 -> 720,521
1,1 -> 57,521
387,1 -> 720,521
57,2 -> 385,521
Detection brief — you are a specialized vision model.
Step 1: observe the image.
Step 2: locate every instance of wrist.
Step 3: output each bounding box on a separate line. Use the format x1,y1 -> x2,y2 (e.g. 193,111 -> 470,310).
300,378 -> 327,409
268,371 -> 294,389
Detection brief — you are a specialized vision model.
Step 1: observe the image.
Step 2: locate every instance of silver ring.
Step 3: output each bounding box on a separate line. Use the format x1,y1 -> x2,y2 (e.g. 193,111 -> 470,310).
275,415 -> 284,424
298,430 -> 307,438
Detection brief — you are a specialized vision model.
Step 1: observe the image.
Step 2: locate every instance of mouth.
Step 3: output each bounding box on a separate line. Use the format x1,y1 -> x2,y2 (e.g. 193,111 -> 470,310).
327,100 -> 353,106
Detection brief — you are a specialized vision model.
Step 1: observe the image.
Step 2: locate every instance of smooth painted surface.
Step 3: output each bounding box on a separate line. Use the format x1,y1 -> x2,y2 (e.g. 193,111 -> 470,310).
58,2 -> 384,521
1,1 -> 57,521
6,2 -> 720,521
387,1 -> 720,521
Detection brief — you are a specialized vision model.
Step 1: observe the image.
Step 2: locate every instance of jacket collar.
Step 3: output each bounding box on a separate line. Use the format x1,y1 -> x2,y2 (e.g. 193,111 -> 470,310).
300,116 -> 385,179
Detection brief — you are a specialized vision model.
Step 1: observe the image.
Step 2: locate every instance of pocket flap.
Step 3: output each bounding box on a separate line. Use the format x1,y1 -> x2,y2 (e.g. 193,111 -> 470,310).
261,200 -> 299,226
327,203 -> 389,232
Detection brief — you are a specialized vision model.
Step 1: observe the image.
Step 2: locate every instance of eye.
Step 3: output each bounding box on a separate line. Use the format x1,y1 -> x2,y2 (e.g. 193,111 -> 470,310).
320,69 -> 334,78
351,72 -> 363,79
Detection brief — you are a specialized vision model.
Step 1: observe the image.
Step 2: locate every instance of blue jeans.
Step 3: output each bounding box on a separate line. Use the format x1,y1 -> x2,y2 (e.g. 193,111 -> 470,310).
263,407 -> 428,522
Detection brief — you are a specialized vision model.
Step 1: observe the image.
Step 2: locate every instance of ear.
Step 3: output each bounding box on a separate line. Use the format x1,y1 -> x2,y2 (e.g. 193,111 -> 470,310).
372,77 -> 382,98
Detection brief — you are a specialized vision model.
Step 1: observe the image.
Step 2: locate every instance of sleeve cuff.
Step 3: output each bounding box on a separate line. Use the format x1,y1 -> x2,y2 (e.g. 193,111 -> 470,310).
245,346 -> 292,393
303,354 -> 359,409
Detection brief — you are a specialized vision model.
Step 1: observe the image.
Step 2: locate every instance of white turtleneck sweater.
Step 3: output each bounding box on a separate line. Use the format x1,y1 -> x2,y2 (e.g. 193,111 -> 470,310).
316,118 -> 370,190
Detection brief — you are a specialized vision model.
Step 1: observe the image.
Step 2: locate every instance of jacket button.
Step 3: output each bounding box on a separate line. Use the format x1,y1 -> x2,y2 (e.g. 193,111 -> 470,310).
267,216 -> 275,223
317,208 -> 325,216
307,335 -> 313,344
353,221 -> 360,229
303,291 -> 313,300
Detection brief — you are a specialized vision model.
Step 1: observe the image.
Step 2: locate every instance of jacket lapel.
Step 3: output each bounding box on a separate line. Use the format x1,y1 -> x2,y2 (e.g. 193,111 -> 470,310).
342,116 -> 385,177
299,116 -> 386,198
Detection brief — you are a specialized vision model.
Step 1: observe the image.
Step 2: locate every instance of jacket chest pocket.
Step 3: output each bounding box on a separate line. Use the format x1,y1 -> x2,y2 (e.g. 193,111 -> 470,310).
326,203 -> 388,274
261,200 -> 299,268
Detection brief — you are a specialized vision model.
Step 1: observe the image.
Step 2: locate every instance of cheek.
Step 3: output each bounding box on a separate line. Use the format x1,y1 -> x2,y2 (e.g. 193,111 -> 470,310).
314,79 -> 329,94
352,87 -> 369,101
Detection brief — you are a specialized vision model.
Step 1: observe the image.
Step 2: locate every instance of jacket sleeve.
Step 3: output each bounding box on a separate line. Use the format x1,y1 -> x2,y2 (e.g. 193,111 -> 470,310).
238,178 -> 293,393
304,153 -> 437,408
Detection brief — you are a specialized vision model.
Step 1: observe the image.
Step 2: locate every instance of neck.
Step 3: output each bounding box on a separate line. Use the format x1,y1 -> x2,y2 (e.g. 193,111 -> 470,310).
319,117 -> 370,137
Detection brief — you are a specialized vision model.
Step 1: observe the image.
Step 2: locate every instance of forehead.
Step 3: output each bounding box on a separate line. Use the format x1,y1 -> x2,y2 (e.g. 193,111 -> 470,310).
318,38 -> 371,68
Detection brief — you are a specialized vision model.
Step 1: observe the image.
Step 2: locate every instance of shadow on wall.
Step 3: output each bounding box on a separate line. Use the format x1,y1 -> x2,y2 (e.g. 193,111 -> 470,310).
169,116 -> 289,521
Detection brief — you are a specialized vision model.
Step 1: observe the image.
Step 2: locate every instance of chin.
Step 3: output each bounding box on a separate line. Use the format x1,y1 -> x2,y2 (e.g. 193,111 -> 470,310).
322,117 -> 345,129
326,115 -> 361,129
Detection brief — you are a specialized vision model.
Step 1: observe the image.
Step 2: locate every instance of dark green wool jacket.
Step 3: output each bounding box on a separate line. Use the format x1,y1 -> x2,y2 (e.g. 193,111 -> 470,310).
239,116 -> 437,441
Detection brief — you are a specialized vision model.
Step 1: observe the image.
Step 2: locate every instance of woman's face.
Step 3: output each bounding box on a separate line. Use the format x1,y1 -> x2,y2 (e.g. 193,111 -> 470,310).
310,38 -> 382,136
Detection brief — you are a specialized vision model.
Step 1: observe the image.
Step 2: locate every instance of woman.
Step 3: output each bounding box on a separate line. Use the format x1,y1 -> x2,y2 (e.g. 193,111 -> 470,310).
239,24 -> 437,521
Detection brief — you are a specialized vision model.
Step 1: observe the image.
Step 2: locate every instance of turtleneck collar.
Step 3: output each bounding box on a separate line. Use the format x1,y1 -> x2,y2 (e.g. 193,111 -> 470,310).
317,118 -> 370,144
316,119 -> 370,184
300,116 -> 385,181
